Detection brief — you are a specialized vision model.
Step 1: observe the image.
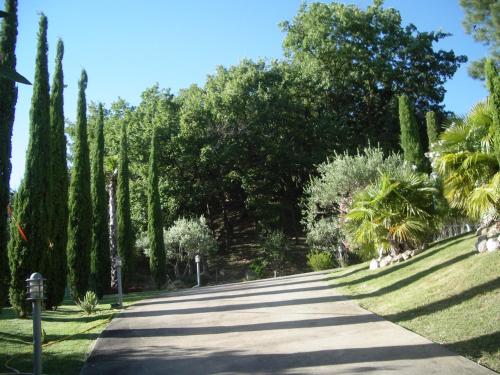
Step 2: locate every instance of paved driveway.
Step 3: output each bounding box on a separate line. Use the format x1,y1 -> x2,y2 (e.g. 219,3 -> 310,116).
80,271 -> 494,374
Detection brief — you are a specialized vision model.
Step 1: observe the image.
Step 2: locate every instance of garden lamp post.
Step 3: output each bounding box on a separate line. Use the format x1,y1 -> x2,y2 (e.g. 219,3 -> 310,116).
195,254 -> 201,287
116,256 -> 123,308
26,272 -> 45,375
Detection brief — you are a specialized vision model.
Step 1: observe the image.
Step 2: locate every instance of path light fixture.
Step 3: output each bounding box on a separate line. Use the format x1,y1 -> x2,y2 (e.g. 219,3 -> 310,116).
115,256 -> 123,308
195,254 -> 201,287
26,272 -> 45,375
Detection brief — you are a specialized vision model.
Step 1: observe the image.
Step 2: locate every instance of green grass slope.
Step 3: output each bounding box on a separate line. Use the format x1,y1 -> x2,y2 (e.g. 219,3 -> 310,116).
328,233 -> 500,372
0,290 -> 163,375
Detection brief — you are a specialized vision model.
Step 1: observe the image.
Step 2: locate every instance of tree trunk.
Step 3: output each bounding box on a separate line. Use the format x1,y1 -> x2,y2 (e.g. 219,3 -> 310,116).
108,169 -> 118,288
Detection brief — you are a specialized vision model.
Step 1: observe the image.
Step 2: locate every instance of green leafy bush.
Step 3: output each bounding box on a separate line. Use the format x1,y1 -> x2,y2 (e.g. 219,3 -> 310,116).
346,170 -> 438,255
307,251 -> 334,271
431,99 -> 499,221
77,291 -> 98,315
249,258 -> 268,279
302,147 -> 411,263
261,230 -> 289,274
163,216 -> 218,279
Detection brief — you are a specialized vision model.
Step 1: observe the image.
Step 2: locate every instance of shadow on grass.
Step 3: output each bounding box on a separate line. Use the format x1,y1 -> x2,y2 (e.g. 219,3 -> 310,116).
385,277 -> 500,323
327,235 -> 472,290
327,267 -> 365,281
42,310 -> 114,323
446,331 -> 500,363
0,331 -> 32,345
350,251 -> 476,300
4,349 -> 85,375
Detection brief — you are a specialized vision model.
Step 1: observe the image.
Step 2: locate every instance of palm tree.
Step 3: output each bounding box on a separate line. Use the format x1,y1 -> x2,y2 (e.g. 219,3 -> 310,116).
431,100 -> 499,220
346,170 -> 438,255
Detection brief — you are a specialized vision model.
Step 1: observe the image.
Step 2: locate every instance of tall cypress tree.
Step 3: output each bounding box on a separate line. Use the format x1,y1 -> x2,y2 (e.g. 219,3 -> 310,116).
117,122 -> 134,291
8,14 -> 51,316
46,39 -> 67,309
485,59 -> 500,165
0,0 -> 18,309
67,70 -> 92,300
90,103 -> 110,299
425,111 -> 439,148
399,95 -> 426,172
147,127 -> 166,289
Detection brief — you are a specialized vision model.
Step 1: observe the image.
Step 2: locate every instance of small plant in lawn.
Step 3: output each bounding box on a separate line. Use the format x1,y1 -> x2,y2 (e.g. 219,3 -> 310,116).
307,250 -> 334,271
77,291 -> 98,315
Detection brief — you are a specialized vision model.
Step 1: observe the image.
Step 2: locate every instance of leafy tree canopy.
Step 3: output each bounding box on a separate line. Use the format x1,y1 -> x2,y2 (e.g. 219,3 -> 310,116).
281,0 -> 466,150
460,0 -> 499,79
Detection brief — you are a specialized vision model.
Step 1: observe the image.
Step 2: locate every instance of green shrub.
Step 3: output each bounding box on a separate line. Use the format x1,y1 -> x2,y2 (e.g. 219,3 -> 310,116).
302,147 -> 411,257
249,258 -> 268,279
261,230 -> 289,274
346,170 -> 438,254
77,291 -> 98,315
307,251 -> 334,271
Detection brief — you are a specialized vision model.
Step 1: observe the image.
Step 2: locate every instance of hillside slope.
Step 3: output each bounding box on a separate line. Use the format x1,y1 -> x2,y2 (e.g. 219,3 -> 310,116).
328,233 -> 500,372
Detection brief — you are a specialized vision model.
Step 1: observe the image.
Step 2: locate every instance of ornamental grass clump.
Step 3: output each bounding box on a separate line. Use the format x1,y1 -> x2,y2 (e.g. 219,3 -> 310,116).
77,291 -> 98,315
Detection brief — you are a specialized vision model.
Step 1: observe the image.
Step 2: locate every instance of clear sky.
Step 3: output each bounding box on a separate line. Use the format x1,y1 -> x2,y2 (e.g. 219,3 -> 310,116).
10,0 -> 490,189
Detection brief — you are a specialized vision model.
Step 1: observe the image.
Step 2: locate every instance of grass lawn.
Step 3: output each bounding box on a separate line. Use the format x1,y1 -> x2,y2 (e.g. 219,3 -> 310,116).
0,289 -> 165,375
328,233 -> 500,372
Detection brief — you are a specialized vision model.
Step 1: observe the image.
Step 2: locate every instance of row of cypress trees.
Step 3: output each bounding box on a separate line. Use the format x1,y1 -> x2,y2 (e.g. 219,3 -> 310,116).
3,11 -> 130,315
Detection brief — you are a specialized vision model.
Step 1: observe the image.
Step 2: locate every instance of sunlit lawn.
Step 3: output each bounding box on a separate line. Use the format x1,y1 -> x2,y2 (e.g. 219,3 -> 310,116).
328,233 -> 500,372
0,290 -> 164,375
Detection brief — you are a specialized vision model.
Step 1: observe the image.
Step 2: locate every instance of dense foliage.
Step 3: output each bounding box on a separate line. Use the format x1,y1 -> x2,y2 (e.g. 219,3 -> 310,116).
0,0 -> 17,310
90,104 -> 110,298
346,171 -> 438,255
164,217 -> 217,279
426,111 -> 439,147
67,70 -> 92,300
117,122 -> 134,290
485,59 -> 500,165
302,148 -> 410,261
399,95 -> 427,172
47,39 -> 67,309
281,0 -> 466,151
147,127 -> 166,289
431,101 -> 499,220
8,15 -> 51,316
460,0 -> 499,79
93,2 -> 465,270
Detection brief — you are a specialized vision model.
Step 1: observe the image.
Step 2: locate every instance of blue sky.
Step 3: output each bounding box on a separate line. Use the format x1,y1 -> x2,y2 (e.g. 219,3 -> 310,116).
10,0 -> 490,189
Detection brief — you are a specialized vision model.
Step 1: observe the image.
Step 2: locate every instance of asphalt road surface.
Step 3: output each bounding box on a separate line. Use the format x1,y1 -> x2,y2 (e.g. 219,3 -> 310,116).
80,271 -> 495,374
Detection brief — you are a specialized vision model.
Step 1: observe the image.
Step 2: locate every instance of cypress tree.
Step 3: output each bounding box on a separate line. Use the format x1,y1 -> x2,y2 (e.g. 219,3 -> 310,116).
147,127 -> 166,289
425,111 -> 439,148
0,0 -> 18,309
90,103 -> 110,299
8,14 -> 51,316
117,122 -> 134,291
399,95 -> 426,172
485,59 -> 500,165
67,70 -> 92,300
46,39 -> 67,309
